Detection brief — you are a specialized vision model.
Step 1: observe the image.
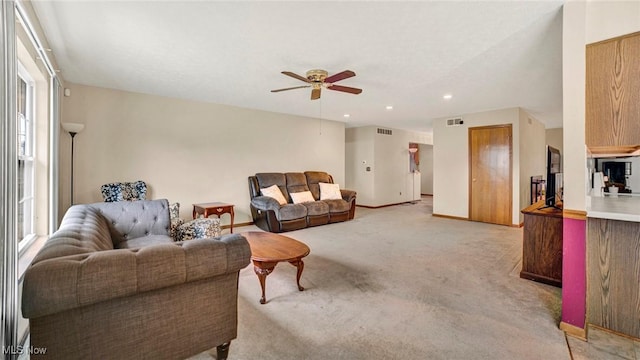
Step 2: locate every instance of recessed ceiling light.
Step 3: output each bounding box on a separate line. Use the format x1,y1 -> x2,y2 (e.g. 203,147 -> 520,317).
443,94 -> 453,100
386,105 -> 393,110
344,114 -> 350,118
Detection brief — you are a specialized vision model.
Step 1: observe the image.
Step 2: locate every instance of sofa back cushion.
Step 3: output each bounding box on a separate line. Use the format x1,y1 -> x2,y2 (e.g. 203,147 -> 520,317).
90,199 -> 171,246
255,173 -> 290,203
305,171 -> 333,200
32,205 -> 114,264
285,172 -> 310,195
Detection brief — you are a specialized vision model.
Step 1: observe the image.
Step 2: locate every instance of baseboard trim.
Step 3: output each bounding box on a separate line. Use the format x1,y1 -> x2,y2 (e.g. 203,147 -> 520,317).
421,193 -> 433,196
357,201 -> 418,209
221,221 -> 253,230
511,222 -> 524,228
563,208 -> 587,221
432,213 -> 469,221
560,322 -> 587,341
589,324 -> 640,341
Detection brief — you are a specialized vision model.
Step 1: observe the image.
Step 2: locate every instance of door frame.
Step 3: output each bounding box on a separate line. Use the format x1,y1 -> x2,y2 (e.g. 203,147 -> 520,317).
468,124 -> 513,226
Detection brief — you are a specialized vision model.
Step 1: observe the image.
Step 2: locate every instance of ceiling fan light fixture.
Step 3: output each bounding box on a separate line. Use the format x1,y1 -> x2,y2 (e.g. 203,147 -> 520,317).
386,105 -> 393,110
443,94 -> 453,100
272,69 -> 362,100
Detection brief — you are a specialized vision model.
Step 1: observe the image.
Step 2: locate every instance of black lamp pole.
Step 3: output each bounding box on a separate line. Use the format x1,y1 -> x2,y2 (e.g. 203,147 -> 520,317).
69,131 -> 77,205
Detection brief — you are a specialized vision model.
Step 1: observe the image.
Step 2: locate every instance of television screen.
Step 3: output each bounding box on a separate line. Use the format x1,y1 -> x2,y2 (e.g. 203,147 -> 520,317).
549,148 -> 561,174
543,146 -> 562,209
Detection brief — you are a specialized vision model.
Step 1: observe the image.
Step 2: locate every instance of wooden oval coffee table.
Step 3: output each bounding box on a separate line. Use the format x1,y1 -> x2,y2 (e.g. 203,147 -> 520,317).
242,231 -> 310,304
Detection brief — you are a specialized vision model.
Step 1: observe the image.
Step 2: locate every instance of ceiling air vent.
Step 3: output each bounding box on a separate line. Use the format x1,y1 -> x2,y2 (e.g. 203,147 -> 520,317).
446,118 -> 464,127
377,128 -> 392,135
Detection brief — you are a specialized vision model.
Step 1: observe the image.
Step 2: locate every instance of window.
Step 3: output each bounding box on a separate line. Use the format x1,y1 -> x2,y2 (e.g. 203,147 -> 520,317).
17,64 -> 35,250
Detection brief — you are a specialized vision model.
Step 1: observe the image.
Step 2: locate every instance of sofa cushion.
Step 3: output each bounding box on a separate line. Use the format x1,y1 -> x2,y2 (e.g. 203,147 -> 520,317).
290,191 -> 315,204
305,171 -> 333,200
90,199 -> 171,246
276,204 -> 307,221
319,182 -> 342,200
116,235 -> 175,249
323,199 -> 351,213
285,172 -> 310,194
261,184 -> 288,205
255,173 -> 290,203
302,201 -> 330,216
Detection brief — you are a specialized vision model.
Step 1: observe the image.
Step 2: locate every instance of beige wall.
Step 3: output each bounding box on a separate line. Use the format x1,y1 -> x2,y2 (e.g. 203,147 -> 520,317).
546,128 -> 563,157
563,1 -> 640,211
345,127 -> 375,205
433,107 -> 544,225
345,126 -> 431,207
519,109 -> 547,217
419,144 -> 433,195
60,83 -> 346,225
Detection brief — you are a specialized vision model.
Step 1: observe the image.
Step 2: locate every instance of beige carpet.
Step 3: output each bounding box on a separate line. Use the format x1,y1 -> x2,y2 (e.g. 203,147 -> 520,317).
192,197 -> 570,359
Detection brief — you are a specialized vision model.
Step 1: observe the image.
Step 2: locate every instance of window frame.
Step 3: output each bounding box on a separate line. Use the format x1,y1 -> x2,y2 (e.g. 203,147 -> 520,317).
17,61 -> 36,253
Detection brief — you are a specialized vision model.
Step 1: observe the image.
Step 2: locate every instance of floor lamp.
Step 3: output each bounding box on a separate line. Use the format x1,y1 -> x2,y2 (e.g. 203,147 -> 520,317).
61,123 -> 85,205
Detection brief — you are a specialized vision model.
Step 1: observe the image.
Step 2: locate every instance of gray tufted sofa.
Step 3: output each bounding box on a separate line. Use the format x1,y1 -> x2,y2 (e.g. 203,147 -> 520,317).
22,199 -> 251,360
248,171 -> 357,232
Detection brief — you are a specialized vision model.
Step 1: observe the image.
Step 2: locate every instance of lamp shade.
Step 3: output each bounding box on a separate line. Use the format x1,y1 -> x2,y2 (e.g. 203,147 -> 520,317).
62,122 -> 85,133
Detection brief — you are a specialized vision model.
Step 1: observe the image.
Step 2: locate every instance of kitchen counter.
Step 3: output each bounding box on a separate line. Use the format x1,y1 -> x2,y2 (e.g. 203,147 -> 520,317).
587,195 -> 640,222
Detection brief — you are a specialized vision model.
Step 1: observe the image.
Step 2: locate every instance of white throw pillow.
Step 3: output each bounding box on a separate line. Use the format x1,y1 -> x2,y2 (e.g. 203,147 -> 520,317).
290,191 -> 316,204
319,182 -> 342,200
260,184 -> 287,205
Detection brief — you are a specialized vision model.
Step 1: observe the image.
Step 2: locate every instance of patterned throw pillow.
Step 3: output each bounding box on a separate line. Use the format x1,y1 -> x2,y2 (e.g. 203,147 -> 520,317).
101,181 -> 147,202
260,184 -> 287,205
290,191 -> 315,204
319,182 -> 342,200
169,202 -> 180,219
176,218 -> 221,241
168,202 -> 182,240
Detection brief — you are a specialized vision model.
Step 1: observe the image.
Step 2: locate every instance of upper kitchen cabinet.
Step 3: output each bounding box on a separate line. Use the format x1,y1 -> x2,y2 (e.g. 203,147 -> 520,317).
586,31 -> 640,155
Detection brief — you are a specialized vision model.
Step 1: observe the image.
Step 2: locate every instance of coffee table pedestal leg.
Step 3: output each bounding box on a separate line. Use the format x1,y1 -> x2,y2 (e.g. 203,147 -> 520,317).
289,259 -> 305,291
253,261 -> 276,304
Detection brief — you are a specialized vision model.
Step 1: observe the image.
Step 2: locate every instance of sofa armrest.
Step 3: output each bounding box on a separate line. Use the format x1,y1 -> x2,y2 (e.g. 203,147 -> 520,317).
340,189 -> 357,204
251,196 -> 282,211
22,234 -> 250,319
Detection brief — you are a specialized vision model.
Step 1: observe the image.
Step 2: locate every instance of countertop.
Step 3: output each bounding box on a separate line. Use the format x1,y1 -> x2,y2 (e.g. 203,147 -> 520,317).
587,195 -> 640,222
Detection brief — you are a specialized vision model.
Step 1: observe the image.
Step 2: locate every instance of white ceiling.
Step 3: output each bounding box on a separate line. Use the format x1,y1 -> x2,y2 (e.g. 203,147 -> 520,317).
31,1 -> 564,133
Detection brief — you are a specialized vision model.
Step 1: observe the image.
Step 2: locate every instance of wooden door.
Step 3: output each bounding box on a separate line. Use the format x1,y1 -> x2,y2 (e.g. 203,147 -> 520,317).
469,125 -> 512,226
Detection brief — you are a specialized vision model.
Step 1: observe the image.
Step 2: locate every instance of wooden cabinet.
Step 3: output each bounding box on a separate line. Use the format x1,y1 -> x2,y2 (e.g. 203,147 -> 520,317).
586,31 -> 640,154
520,201 -> 563,287
588,218 -> 640,339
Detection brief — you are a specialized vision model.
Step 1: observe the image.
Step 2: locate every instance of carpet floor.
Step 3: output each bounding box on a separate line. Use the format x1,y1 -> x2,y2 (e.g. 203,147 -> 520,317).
189,197 -> 632,360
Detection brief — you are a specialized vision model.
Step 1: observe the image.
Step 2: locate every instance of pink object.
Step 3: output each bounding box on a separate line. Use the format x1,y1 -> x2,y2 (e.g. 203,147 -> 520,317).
562,217 -> 587,328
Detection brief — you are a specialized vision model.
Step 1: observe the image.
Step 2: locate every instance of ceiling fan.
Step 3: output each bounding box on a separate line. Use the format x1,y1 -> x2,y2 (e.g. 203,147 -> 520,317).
271,69 -> 363,100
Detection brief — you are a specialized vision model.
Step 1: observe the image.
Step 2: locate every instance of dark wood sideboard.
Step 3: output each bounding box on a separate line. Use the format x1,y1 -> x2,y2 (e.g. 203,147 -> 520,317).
520,200 -> 563,287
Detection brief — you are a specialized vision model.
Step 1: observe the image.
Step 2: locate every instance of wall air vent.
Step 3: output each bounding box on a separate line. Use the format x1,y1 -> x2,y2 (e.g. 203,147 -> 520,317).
446,118 -> 464,127
377,128 -> 392,135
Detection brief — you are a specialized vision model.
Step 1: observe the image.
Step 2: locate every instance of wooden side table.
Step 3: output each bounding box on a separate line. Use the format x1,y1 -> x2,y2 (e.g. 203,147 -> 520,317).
192,202 -> 235,233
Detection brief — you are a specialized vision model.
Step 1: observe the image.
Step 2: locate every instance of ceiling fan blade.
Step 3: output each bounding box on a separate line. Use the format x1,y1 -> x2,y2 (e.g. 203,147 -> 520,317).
271,85 -> 311,93
311,87 -> 321,100
327,84 -> 362,95
282,71 -> 311,83
324,70 -> 356,84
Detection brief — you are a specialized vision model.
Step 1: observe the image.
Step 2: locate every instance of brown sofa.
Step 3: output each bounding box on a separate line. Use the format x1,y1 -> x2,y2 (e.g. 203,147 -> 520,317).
21,199 -> 251,360
248,171 -> 356,232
